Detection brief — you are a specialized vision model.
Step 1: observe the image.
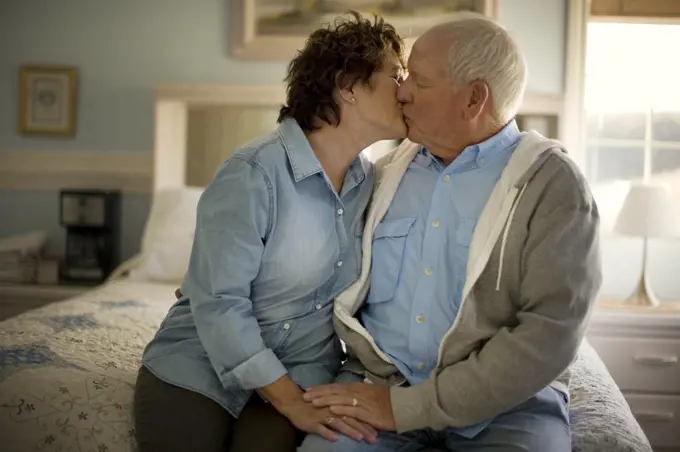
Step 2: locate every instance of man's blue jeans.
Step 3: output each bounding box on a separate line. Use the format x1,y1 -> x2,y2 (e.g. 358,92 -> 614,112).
297,372 -> 570,452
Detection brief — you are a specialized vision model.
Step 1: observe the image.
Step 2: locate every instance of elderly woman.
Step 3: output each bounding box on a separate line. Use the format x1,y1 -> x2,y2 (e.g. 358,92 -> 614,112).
133,11 -> 407,452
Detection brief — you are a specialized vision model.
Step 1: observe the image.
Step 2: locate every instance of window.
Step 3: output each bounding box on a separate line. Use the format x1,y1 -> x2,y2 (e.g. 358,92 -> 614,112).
584,22 -> 680,183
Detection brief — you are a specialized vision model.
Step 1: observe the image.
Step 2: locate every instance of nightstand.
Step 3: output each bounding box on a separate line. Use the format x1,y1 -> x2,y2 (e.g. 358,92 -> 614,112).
587,300 -> 680,452
0,282 -> 91,321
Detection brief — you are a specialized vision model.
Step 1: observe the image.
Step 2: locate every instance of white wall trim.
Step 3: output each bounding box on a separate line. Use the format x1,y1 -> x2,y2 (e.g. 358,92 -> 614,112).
591,15 -> 680,25
562,0 -> 589,170
154,83 -> 560,114
0,82 -> 566,195
518,92 -> 564,116
0,150 -> 152,193
155,84 -> 286,106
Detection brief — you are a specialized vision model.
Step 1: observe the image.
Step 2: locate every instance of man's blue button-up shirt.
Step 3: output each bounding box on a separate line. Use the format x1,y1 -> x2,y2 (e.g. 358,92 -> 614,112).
362,120 -> 522,436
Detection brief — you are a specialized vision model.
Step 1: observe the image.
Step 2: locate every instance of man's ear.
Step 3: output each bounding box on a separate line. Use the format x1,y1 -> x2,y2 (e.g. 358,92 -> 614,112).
463,81 -> 490,120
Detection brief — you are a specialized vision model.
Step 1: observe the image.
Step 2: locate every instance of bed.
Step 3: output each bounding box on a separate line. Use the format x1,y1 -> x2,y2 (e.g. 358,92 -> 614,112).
0,278 -> 172,452
0,85 -> 654,451
0,276 -> 652,452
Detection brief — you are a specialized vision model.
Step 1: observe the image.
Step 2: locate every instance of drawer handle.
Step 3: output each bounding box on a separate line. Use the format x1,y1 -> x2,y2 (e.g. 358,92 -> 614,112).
633,355 -> 678,366
633,411 -> 675,422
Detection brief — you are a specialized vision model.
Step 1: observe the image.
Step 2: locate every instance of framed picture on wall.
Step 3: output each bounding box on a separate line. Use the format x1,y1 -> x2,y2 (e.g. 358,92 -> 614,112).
18,65 -> 78,136
230,0 -> 498,60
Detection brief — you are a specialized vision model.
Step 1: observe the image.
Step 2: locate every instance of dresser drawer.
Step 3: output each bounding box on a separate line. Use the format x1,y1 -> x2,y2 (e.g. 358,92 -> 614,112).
588,336 -> 680,393
626,394 -> 680,448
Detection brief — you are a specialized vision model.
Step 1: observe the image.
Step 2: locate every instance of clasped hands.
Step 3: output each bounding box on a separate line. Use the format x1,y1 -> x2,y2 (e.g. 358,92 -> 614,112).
173,288 -> 395,442
289,382 -> 396,443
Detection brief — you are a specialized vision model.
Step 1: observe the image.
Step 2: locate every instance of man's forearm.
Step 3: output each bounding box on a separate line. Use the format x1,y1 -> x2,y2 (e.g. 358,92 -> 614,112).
389,320 -> 582,433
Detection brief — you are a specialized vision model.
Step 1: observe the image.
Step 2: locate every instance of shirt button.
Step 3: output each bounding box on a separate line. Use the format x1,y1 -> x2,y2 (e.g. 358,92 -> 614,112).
283,323 -> 290,330
432,219 -> 440,228
337,208 -> 344,216
315,303 -> 322,310
337,261 -> 343,267
424,267 -> 432,276
417,362 -> 425,370
443,175 -> 451,183
479,157 -> 486,165
416,315 -> 424,324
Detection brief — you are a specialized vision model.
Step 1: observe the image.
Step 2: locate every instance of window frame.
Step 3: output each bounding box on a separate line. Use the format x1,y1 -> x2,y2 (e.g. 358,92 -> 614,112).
566,4 -> 680,182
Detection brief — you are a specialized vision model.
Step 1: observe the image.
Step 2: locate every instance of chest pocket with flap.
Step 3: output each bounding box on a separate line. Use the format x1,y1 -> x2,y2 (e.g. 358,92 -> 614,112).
367,217 -> 416,304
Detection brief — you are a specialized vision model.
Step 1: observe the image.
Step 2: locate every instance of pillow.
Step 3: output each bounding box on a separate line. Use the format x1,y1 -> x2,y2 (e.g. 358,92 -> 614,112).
128,186 -> 203,283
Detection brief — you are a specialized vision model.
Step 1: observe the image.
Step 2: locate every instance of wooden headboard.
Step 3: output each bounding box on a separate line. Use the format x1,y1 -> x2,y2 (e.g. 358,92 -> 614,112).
152,84 -> 286,191
152,84 -> 565,191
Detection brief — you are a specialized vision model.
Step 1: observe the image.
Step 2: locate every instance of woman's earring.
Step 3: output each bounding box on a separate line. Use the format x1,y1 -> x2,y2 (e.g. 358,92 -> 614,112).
350,97 -> 356,103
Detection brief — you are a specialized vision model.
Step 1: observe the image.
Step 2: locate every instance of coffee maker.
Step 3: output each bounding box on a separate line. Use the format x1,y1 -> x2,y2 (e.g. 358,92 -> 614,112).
59,189 -> 121,283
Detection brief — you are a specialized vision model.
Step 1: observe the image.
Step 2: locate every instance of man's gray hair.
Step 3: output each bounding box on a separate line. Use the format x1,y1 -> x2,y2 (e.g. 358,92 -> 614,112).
439,13 -> 527,123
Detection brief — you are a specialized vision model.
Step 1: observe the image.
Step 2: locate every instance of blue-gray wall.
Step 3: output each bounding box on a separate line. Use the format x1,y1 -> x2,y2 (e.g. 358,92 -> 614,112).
0,0 -> 290,260
0,0 -> 567,261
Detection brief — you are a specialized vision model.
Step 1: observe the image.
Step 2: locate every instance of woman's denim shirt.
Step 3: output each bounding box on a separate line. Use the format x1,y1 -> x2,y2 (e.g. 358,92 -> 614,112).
142,118 -> 374,417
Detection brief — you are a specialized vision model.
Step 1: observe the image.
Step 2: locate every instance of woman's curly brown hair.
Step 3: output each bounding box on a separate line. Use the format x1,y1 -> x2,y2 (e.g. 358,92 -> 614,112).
278,11 -> 405,132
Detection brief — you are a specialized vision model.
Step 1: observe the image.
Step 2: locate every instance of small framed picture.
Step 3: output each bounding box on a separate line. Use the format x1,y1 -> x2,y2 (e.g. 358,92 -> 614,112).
18,65 -> 78,136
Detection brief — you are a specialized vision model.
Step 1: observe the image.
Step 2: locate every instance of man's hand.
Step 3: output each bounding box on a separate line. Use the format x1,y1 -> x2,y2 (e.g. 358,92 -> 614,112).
303,383 -> 396,432
175,288 -> 182,299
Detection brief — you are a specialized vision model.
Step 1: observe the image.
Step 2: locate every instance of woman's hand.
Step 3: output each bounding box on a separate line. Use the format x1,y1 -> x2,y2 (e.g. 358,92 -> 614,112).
280,400 -> 378,443
303,382 -> 397,431
259,375 -> 377,443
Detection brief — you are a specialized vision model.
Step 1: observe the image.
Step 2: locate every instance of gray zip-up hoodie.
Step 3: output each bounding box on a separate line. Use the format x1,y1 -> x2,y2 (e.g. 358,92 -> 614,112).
332,131 -> 602,433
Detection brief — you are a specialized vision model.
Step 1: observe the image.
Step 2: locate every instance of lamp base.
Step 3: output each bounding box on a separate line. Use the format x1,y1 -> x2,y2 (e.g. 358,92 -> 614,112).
625,272 -> 661,308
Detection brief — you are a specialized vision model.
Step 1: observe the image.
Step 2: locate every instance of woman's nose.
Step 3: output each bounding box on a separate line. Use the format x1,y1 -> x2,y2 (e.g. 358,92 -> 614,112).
396,84 -> 409,103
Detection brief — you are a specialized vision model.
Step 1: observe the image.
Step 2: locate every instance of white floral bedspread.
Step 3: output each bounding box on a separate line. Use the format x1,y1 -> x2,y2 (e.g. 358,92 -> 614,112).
0,279 -> 175,452
0,279 -> 652,452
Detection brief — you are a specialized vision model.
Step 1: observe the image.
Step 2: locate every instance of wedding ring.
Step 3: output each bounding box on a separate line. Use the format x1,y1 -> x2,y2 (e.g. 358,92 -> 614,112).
352,397 -> 358,407
325,416 -> 335,425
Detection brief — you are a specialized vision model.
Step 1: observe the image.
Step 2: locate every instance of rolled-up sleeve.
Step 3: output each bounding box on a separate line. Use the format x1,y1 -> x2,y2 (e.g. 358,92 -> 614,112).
182,155 -> 287,391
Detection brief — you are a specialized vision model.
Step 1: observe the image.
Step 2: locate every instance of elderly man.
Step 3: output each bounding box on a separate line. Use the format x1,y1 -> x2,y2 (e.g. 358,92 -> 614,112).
299,12 -> 601,452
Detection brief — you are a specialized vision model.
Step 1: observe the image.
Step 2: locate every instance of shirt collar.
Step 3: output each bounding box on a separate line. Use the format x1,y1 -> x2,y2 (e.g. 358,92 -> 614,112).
278,117 -> 366,190
340,156 -> 367,196
473,119 -> 521,167
416,119 -> 521,169
278,118 -> 323,182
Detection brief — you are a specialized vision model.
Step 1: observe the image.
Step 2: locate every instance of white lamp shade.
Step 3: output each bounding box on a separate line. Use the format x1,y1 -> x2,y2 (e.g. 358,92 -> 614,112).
614,183 -> 680,238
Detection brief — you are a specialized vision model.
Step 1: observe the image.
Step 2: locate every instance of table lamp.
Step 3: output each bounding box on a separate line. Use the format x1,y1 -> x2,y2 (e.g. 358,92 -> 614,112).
614,182 -> 680,307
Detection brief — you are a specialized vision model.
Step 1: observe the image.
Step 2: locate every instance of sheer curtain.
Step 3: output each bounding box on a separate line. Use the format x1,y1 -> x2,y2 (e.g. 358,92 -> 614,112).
584,21 -> 680,301
585,22 -> 680,183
